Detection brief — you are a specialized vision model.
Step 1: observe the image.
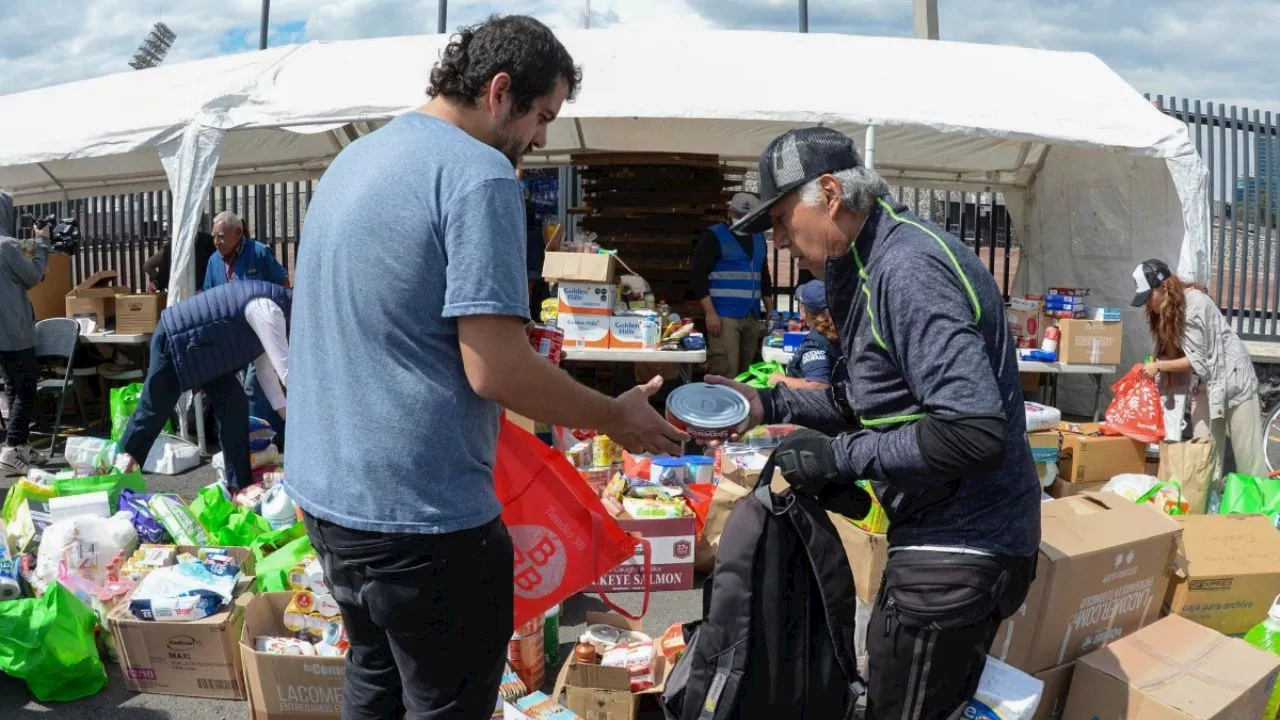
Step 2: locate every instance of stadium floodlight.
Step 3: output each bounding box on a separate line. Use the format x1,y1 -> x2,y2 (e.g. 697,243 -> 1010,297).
129,22 -> 177,70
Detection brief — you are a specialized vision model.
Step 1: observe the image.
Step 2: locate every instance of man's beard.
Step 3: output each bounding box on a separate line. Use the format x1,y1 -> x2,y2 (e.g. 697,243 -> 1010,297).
493,113 -> 530,167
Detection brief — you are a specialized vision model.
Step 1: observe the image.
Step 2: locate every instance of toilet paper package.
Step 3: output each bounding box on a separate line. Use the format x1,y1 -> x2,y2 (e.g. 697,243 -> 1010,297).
963,657 -> 1044,720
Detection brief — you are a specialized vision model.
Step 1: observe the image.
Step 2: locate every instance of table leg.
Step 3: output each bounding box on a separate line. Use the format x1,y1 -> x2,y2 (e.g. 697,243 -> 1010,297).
1092,375 -> 1103,422
678,364 -> 693,384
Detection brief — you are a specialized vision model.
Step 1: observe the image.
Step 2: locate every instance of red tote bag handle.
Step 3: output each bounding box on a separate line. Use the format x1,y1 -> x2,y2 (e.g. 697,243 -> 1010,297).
596,536 -> 652,621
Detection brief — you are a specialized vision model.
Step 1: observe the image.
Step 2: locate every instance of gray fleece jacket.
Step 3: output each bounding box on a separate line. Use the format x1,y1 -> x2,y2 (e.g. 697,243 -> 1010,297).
760,197 -> 1041,557
0,191 -> 50,351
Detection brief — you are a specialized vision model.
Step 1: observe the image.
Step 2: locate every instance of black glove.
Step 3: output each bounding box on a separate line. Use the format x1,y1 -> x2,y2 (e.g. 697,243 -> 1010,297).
816,483 -> 873,521
773,428 -> 843,496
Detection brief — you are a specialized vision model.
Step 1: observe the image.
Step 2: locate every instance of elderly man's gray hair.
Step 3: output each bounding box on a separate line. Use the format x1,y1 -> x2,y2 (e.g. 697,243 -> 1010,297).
798,167 -> 890,214
212,211 -> 244,232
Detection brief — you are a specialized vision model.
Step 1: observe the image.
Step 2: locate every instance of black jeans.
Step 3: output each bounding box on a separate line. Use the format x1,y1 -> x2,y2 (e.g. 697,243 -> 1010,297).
303,513 -> 514,720
866,550 -> 1037,720
0,347 -> 38,447
119,325 -> 251,488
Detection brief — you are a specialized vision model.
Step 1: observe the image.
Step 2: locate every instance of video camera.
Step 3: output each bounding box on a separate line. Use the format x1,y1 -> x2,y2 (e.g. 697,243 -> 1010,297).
20,213 -> 80,255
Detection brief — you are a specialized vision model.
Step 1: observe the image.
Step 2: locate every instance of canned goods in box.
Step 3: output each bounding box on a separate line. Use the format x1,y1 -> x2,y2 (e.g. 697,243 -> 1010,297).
528,323 -> 565,365
509,616 -> 545,691
665,383 -> 751,441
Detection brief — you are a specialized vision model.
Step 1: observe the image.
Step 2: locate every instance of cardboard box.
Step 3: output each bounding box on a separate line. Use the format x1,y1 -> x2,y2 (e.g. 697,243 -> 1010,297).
1062,614 -> 1280,720
27,253 -> 72,321
552,611 -> 671,720
559,313 -> 612,349
556,282 -> 616,317
1056,319 -> 1123,365
609,314 -> 647,350
1008,296 -> 1045,347
110,546 -> 255,699
66,270 -> 130,329
241,592 -> 345,719
116,292 -> 166,334
1047,478 -> 1107,499
1165,514 -> 1280,636
990,493 -> 1181,674
1032,663 -> 1075,720
1057,422 -> 1147,485
830,513 -> 888,604
543,251 -> 618,283
587,516 -> 695,592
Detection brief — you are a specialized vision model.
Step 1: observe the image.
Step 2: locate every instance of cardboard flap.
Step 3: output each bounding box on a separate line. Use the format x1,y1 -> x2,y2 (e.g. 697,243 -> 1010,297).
1041,492 -> 1181,560
567,662 -> 634,692
71,270 -> 118,292
1174,514 -> 1280,576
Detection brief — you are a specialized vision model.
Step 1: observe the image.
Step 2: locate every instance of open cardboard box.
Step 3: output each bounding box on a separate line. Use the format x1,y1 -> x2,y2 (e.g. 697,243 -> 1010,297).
109,546 -> 256,700
66,269 -> 130,329
240,592 -> 347,719
543,251 -> 619,283
553,611 -> 672,720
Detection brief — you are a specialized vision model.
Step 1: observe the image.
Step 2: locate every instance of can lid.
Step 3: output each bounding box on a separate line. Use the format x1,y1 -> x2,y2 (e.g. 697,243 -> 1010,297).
666,382 -> 750,429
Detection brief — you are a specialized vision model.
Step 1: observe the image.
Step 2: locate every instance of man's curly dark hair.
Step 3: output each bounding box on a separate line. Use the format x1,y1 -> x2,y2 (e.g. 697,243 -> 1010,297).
428,15 -> 581,116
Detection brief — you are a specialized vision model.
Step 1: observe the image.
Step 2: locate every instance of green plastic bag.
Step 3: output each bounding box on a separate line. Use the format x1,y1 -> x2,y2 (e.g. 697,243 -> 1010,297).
1219,473 -> 1280,526
109,383 -> 172,443
254,534 -> 314,592
0,582 -> 107,702
189,484 -> 272,546
249,520 -> 308,564
735,361 -> 785,390
52,470 -> 146,512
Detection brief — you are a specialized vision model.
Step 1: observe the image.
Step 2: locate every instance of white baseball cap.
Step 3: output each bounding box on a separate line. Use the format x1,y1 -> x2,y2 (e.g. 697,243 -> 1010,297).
729,192 -> 760,217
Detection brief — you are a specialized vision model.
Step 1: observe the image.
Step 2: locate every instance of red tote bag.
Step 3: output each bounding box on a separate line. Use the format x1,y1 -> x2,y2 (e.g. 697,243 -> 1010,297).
495,417 -> 649,627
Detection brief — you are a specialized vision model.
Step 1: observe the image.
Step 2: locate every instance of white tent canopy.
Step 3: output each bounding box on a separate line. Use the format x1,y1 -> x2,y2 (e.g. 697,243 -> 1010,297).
0,29 -> 1210,413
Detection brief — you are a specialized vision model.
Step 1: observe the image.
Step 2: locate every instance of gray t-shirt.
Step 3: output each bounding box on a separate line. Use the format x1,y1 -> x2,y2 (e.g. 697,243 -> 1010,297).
284,113 -> 530,534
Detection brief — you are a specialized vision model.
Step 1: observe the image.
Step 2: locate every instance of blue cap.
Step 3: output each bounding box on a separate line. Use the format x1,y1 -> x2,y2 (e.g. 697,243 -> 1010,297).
796,280 -> 827,313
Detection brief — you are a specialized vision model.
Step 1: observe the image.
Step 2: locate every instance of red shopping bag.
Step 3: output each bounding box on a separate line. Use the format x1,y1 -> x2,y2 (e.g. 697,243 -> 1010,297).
495,417 -> 649,627
1100,365 -> 1165,444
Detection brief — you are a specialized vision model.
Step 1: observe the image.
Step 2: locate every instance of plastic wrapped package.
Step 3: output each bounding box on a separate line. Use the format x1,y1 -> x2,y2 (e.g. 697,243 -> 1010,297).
34,512 -> 139,587
250,444 -> 281,471
1101,474 -> 1188,515
147,494 -> 209,545
601,641 -> 656,692
128,558 -> 238,621
1023,402 -> 1062,433
255,636 -> 315,655
622,496 -> 687,519
142,434 -> 201,475
248,417 -> 277,453
962,657 -> 1044,720
118,488 -> 169,544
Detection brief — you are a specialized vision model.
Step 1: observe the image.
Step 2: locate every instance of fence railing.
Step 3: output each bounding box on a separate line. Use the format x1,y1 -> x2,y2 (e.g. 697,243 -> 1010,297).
1150,94 -> 1280,340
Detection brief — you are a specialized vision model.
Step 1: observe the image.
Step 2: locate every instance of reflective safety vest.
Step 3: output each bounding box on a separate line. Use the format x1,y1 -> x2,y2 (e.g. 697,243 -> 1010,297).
708,223 -> 767,319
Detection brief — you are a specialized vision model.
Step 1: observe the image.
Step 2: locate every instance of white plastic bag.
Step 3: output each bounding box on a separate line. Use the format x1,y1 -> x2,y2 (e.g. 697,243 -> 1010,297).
142,434 -> 202,475
34,512 -> 139,587
63,436 -> 121,476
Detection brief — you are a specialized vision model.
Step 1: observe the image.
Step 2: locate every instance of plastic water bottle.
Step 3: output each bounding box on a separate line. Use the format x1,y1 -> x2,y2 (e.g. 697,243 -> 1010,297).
1245,595 -> 1280,720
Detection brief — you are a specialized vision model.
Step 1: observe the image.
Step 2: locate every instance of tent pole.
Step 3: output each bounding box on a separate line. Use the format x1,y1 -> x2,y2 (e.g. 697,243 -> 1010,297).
864,125 -> 876,170
798,0 -> 808,32
438,0 -> 447,33
259,0 -> 270,50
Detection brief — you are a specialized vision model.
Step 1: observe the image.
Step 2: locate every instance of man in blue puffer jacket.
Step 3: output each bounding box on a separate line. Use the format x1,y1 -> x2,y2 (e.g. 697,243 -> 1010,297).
122,279 -> 291,489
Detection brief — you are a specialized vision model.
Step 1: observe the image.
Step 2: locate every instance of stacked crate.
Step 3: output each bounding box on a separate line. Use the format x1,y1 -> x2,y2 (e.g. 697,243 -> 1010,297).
571,152 -> 741,323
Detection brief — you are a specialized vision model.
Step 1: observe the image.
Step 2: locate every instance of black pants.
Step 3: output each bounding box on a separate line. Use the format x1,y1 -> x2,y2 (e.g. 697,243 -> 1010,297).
0,347 -> 38,447
119,325 -> 251,488
866,550 -> 1036,720
304,513 -> 514,720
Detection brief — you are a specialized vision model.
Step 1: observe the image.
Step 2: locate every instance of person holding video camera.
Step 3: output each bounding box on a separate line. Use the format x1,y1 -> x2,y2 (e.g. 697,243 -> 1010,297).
0,190 -> 50,475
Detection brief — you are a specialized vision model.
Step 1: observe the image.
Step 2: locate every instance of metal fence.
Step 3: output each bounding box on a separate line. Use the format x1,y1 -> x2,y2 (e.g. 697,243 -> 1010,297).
1150,94 -> 1280,340
11,183 -> 313,292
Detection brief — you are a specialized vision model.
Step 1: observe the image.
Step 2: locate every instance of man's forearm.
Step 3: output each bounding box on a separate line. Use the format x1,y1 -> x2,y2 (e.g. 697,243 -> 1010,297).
699,296 -> 716,316
489,353 -> 618,430
761,384 -> 849,435
833,415 -> 1007,488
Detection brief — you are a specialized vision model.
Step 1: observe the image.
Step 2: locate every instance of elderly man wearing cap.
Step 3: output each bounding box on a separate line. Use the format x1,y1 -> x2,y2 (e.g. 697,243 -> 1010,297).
691,191 -> 774,378
709,127 -> 1040,720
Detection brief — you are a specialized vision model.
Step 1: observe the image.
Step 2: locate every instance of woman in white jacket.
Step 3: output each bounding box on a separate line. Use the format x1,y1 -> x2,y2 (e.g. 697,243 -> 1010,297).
1132,258 -> 1266,482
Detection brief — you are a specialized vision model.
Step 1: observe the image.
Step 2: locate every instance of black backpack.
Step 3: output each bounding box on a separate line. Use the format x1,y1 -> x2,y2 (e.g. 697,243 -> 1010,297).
661,459 -> 866,720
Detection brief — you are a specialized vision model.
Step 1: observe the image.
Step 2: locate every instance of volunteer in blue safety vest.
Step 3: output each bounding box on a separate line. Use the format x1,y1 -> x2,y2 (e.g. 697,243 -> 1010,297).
691,192 -> 774,378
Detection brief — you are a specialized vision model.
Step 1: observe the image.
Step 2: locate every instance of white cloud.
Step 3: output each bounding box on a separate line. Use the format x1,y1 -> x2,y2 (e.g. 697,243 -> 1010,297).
0,0 -> 1276,116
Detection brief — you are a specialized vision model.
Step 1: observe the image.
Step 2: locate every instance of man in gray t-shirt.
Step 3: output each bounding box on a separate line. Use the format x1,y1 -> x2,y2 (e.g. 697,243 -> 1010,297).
285,15 -> 686,719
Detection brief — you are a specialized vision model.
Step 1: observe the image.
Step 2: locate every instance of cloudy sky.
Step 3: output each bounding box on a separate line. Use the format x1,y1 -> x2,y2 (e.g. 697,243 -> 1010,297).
1,0 -> 1277,113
